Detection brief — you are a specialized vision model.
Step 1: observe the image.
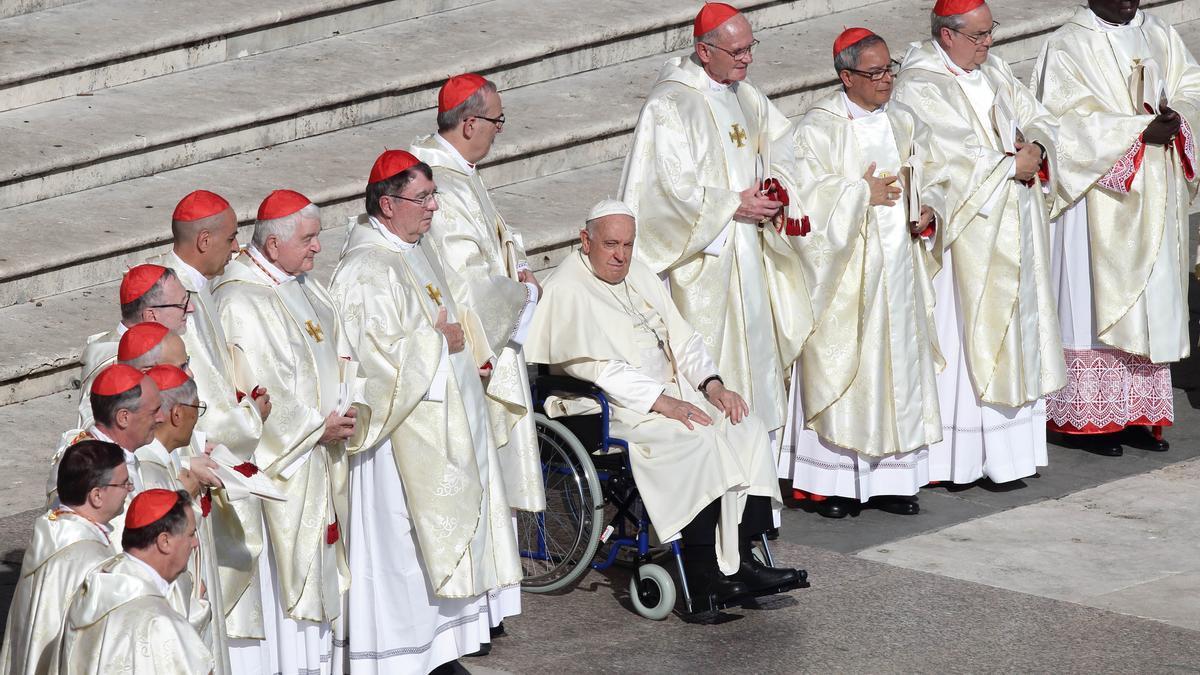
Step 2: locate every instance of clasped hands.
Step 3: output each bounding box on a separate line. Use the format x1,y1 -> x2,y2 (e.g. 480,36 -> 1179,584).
650,380 -> 750,430
735,185 -> 783,223
1144,105 -> 1182,146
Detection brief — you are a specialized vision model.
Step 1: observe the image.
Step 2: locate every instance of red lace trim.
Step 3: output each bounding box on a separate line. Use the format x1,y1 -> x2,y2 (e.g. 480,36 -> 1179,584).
1175,117 -> 1196,181
1099,137 -> 1146,194
1046,347 -> 1173,434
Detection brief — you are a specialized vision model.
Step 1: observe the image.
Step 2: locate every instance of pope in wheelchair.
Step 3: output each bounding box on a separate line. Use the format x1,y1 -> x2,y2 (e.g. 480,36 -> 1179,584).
524,199 -> 805,611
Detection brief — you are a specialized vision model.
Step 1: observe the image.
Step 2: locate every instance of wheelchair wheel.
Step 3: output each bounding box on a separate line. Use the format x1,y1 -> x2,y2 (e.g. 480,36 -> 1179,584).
628,563 -> 675,620
518,414 -> 604,593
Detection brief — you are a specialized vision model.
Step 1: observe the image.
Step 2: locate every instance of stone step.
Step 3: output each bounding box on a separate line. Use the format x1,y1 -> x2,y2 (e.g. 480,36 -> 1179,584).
4,0 -> 1200,406
0,0 -> 863,210
0,0 -> 1155,310
0,0 -> 488,111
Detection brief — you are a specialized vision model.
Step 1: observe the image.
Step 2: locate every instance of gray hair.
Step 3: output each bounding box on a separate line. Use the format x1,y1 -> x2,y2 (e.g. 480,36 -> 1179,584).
252,203 -> 321,250
436,79 -> 499,132
931,11 -> 968,45
159,378 -> 198,412
120,267 -> 179,324
120,343 -> 164,372
834,35 -> 886,74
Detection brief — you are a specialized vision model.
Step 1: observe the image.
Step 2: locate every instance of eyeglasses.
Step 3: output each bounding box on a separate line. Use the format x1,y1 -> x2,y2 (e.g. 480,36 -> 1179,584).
384,190 -> 440,208
949,21 -> 1000,44
104,479 -> 134,491
845,59 -> 901,82
148,291 -> 194,313
179,401 -> 207,418
473,113 -> 506,128
701,38 -> 760,61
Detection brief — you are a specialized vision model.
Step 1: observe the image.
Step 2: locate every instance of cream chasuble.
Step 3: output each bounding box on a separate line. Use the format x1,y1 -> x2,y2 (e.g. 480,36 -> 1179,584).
45,427 -> 141,543
1032,7 -> 1200,363
214,249 -> 358,627
411,133 -> 546,514
892,41 -> 1066,407
331,217 -> 522,598
134,438 -> 231,675
0,509 -> 114,675
75,324 -> 124,428
155,251 -> 266,641
788,91 -> 943,459
619,54 -> 813,432
525,252 -> 781,575
59,554 -> 213,675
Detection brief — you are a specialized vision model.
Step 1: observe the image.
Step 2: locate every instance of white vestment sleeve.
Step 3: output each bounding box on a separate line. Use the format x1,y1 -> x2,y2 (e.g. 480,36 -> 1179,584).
673,332 -> 719,391
509,282 -> 540,347
423,340 -> 450,402
980,161 -> 1017,217
563,360 -> 665,415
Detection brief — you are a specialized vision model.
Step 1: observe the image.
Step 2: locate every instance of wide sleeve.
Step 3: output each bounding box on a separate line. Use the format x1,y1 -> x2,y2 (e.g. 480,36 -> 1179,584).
330,253 -> 445,453
561,359 -> 664,415
217,288 -> 326,477
619,87 -> 743,273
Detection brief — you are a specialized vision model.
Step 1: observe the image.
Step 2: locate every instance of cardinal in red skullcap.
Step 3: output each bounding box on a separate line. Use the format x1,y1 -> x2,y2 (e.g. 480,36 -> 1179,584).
410,67 -> 545,640
886,0 -> 1065,485
778,26 -> 950,519
212,186 -> 361,670
327,110 -> 531,668
57,486 -> 211,674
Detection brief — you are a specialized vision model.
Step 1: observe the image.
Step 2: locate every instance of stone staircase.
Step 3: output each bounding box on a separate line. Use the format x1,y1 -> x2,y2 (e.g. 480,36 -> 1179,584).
2,0 -> 1200,512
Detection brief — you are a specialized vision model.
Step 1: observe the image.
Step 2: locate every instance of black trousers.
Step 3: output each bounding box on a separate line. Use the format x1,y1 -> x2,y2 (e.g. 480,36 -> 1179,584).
679,495 -> 773,547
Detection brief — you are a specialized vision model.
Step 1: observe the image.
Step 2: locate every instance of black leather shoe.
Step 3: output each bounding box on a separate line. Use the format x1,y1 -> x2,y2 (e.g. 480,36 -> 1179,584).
1133,427 -> 1170,451
815,497 -> 851,519
871,495 -> 920,516
1082,436 -> 1123,457
432,660 -> 471,674
489,621 -> 506,639
731,559 -> 801,591
688,570 -> 751,605
463,642 -> 491,658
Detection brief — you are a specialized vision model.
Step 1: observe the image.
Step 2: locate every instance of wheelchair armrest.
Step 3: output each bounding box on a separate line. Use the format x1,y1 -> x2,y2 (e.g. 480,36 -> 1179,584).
534,374 -> 602,397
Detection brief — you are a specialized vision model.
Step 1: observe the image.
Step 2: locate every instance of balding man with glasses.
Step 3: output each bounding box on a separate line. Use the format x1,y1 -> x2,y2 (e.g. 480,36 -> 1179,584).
891,0 -> 1066,488
620,2 -> 812,446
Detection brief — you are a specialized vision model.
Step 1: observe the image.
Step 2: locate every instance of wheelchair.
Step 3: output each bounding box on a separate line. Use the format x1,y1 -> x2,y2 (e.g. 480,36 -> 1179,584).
517,369 -> 807,620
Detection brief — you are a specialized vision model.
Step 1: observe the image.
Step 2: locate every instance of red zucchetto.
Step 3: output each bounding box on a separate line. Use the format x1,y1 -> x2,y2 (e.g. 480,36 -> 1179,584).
126,489 -> 181,529
833,27 -> 878,58
118,322 -> 170,361
119,264 -> 167,304
933,0 -> 985,16
368,150 -> 420,184
145,364 -> 190,391
438,73 -> 488,113
257,189 -> 312,221
172,190 -> 231,222
694,2 -> 740,36
91,364 -> 145,396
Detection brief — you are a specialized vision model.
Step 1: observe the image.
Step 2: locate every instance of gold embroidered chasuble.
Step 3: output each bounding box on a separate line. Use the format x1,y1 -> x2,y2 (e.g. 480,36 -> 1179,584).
134,438 -> 230,675
213,251 -> 359,625
154,251 -> 266,640
411,133 -> 546,513
791,91 -> 944,458
1032,7 -> 1200,362
525,252 -> 781,575
892,41 -> 1066,407
59,554 -> 213,675
331,218 -> 522,598
619,54 -> 813,432
0,509 -> 114,675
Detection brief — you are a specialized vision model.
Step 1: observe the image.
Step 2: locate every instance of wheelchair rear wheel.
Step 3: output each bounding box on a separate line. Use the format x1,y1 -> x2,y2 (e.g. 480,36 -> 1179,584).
518,414 -> 605,593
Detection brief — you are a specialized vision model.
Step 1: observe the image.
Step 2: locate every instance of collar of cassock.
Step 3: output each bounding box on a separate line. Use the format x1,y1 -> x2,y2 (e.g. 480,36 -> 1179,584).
125,552 -> 172,596
246,245 -> 298,286
169,251 -> 209,291
1090,8 -> 1140,31
842,91 -> 886,120
932,38 -> 977,78
434,132 -> 476,175
369,215 -> 420,251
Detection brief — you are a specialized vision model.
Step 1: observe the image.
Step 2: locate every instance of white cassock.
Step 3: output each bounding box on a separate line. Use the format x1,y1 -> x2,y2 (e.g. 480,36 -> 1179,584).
525,252 -> 781,574
1032,7 -> 1200,435
213,247 -> 362,675
74,323 -> 125,428
330,217 -> 522,674
135,437 -> 231,675
893,40 -> 1067,484
779,91 -> 944,500
58,554 -> 213,675
619,54 -> 813,434
0,508 -> 115,675
412,133 -> 547,626
155,251 -> 268,650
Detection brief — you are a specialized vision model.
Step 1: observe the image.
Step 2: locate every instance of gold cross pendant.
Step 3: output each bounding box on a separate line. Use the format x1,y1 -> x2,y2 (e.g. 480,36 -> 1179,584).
425,283 -> 443,306
729,123 -> 747,148
305,320 -> 324,343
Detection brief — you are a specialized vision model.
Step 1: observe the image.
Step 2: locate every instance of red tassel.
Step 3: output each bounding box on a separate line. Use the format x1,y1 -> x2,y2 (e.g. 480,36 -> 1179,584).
326,521 -> 340,545
232,462 -> 260,477
200,490 -> 212,517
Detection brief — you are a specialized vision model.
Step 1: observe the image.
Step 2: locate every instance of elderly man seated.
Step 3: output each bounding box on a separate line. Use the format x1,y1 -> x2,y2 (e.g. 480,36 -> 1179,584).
525,200 -> 804,606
